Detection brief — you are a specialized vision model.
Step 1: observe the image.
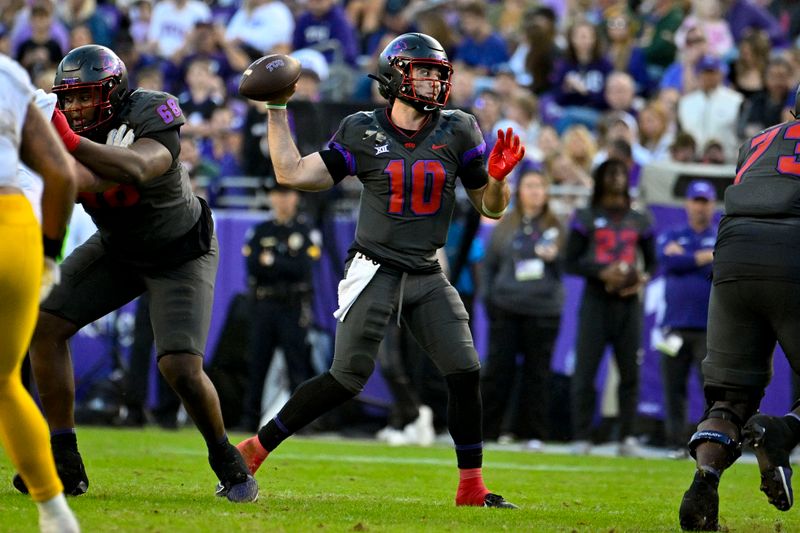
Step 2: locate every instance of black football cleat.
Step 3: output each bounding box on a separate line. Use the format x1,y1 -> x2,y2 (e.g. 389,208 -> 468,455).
679,470 -> 719,531
483,493 -> 518,509
742,414 -> 795,511
209,443 -> 259,503
13,449 -> 89,497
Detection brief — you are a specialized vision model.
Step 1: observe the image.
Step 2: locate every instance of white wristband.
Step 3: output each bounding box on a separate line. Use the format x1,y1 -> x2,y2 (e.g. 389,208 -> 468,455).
481,199 -> 507,218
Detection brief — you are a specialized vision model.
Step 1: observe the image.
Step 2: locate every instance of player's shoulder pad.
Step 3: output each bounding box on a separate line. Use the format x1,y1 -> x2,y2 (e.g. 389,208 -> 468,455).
122,89 -> 186,138
342,109 -> 376,130
440,109 -> 484,154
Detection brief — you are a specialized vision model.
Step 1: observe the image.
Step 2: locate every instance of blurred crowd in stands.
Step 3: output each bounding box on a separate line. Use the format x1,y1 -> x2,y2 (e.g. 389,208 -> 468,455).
4,0 -> 799,213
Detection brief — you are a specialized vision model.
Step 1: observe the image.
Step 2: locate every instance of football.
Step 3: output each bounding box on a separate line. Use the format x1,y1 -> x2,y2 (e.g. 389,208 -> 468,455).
238,54 -> 301,102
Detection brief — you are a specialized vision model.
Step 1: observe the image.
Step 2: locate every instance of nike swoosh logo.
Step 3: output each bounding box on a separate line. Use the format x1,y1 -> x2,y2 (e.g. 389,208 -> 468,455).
432,144 -> 448,150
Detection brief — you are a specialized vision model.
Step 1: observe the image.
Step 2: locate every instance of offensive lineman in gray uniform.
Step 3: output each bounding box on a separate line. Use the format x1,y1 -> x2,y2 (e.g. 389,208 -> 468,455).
11,45 -> 258,503
236,33 -> 525,508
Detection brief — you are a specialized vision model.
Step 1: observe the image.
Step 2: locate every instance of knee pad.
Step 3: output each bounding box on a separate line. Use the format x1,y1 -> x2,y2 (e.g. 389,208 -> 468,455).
702,385 -> 761,426
330,354 -> 376,394
687,429 -> 742,463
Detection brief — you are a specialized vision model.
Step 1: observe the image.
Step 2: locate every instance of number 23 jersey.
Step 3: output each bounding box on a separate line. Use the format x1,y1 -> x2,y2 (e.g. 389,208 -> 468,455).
326,107 -> 488,272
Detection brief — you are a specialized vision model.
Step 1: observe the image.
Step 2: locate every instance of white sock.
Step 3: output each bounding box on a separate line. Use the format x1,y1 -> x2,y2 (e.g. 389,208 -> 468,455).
37,493 -> 80,533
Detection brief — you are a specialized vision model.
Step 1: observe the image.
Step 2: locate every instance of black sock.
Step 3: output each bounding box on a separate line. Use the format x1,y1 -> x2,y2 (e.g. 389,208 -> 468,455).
696,466 -> 721,487
50,431 -> 78,452
257,372 -> 356,452
207,433 -> 230,459
445,371 -> 483,469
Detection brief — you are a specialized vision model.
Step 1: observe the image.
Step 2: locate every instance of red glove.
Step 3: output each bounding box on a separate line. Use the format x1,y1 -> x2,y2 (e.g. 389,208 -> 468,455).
487,127 -> 525,181
51,107 -> 81,152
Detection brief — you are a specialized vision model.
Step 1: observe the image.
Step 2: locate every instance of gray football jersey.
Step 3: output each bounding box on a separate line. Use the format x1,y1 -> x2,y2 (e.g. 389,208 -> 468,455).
329,108 -> 486,271
77,89 -> 200,260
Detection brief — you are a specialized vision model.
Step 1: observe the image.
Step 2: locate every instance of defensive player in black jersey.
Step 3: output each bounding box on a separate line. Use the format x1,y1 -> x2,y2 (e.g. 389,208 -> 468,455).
235,33 -> 525,508
11,45 -> 258,503
679,89 -> 800,530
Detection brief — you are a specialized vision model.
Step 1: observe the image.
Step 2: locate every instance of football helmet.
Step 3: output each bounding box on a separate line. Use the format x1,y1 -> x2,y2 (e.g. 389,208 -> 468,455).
52,45 -> 129,137
372,33 -> 452,112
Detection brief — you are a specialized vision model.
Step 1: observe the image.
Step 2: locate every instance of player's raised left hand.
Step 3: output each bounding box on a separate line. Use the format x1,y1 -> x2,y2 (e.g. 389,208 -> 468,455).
488,127 -> 525,181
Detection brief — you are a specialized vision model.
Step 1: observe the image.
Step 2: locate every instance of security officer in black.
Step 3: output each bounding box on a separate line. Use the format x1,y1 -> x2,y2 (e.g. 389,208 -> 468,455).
239,180 -> 320,432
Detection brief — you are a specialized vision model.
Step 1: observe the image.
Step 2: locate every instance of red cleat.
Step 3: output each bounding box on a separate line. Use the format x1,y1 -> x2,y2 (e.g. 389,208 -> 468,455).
236,436 -> 269,475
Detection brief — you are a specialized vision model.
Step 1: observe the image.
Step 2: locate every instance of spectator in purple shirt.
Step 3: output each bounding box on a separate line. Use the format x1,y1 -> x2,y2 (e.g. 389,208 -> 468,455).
721,0 -> 787,48
454,1 -> 510,76
552,19 -> 613,133
292,0 -> 359,68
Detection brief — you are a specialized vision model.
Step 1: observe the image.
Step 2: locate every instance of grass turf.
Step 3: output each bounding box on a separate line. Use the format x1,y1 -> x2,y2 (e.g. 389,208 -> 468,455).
0,427 -> 798,532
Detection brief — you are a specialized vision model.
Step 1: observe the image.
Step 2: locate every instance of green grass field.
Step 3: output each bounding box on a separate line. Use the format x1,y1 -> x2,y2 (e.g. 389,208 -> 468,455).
0,427 -> 797,532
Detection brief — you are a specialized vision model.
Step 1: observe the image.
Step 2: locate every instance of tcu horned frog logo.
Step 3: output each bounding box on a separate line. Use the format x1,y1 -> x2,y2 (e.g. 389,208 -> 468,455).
264,58 -> 286,72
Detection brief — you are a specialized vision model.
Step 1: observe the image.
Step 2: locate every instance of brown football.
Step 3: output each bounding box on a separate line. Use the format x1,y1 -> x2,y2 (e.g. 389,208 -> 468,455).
238,54 -> 301,102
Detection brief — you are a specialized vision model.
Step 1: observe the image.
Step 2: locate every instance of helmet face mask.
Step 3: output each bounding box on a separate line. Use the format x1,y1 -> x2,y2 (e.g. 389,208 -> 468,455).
377,33 -> 453,112
53,45 -> 129,137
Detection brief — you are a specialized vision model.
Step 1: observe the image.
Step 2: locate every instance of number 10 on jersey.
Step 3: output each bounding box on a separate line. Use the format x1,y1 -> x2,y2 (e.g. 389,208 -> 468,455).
384,159 -> 446,216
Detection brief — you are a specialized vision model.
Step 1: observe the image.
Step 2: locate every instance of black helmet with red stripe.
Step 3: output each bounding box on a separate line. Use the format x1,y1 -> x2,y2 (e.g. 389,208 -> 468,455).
53,45 -> 129,138
372,33 -> 453,113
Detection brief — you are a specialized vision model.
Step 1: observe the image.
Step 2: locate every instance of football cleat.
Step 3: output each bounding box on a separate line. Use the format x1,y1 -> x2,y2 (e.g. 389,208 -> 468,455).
679,470 -> 719,531
483,493 -> 518,509
742,414 -> 795,511
214,475 -> 259,503
236,436 -> 269,475
209,443 -> 259,503
13,449 -> 89,497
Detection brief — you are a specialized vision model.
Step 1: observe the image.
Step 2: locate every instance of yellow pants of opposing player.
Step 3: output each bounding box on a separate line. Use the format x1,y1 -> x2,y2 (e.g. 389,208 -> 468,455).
0,194 -> 63,502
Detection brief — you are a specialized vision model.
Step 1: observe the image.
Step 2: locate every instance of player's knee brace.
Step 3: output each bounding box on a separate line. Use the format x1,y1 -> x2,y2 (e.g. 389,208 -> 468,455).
687,428 -> 742,464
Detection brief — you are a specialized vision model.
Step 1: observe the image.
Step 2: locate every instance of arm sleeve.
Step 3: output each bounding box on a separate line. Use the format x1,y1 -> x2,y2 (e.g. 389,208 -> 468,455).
320,116 -> 355,184
458,112 -> 488,189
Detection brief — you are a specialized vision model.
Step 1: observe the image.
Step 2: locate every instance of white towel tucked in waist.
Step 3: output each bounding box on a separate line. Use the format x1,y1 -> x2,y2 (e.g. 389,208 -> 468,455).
333,252 -> 380,321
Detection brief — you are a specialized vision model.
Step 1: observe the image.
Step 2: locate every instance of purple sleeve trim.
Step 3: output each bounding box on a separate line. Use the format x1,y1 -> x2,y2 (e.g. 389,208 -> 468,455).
461,140 -> 486,166
330,141 -> 356,175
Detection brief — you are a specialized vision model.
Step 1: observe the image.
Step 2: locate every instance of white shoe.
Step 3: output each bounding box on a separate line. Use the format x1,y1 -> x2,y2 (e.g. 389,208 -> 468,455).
571,440 -> 592,455
376,426 -> 408,446
618,436 -> 643,457
524,439 -> 545,452
38,494 -> 80,533
405,405 -> 435,447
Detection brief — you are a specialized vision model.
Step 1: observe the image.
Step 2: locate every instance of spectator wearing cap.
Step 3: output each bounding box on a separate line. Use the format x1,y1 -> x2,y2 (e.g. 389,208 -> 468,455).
677,54 -> 743,163
146,0 -> 212,61
453,1 -> 510,76
655,179 -> 718,457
